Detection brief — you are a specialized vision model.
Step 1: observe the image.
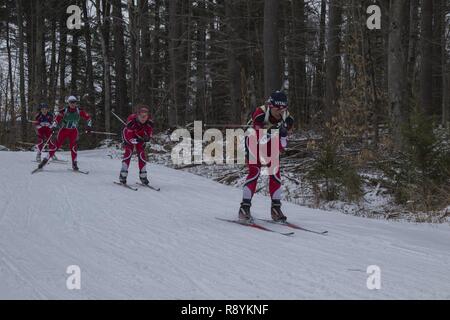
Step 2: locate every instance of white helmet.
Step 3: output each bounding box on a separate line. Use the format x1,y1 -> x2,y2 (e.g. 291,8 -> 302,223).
67,96 -> 78,103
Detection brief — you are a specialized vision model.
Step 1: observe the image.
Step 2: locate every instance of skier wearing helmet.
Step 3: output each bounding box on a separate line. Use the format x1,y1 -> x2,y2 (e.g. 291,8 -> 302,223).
238,90 -> 294,223
36,96 -> 93,172
118,105 -> 154,186
33,103 -> 56,162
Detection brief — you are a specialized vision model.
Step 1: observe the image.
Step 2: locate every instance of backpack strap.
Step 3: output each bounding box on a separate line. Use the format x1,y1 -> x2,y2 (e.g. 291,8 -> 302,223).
262,105 -> 271,124
247,105 -> 271,128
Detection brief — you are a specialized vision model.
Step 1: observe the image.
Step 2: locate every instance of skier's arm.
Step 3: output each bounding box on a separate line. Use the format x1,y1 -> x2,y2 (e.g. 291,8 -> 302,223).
252,107 -> 266,131
280,113 -> 294,150
250,107 -> 267,145
79,110 -> 93,128
34,114 -> 42,129
52,110 -> 65,129
125,115 -> 136,129
50,109 -> 64,133
285,114 -> 294,131
135,122 -> 153,143
123,116 -> 138,145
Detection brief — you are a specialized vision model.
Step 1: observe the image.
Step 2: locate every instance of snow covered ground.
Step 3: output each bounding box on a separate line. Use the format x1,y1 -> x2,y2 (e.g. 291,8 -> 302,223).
0,149 -> 449,299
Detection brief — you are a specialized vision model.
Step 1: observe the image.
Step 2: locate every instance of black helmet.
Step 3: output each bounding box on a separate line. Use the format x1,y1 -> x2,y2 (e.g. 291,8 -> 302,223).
268,91 -> 288,109
38,103 -> 49,110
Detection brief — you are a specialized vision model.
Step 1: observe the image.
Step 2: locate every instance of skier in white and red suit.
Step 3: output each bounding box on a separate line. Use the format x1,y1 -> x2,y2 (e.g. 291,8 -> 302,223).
238,91 -> 294,223
119,106 -> 154,185
37,96 -> 93,171
33,103 -> 56,162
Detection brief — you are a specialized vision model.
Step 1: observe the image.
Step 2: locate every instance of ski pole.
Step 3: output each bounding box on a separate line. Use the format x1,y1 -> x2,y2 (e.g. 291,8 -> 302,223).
87,131 -> 118,136
111,109 -> 146,140
17,141 -> 36,146
111,109 -> 127,126
203,124 -> 252,128
41,133 -> 55,152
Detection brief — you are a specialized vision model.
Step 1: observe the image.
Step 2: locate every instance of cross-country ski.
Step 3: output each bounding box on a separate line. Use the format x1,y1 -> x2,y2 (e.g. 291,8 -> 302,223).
136,182 -> 161,192
67,169 -> 89,175
114,181 -> 138,191
256,218 -> 328,235
215,218 -> 295,236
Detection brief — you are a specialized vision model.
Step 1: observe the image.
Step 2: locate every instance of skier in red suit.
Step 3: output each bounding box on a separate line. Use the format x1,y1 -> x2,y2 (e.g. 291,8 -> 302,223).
33,103 -> 56,162
119,106 -> 154,185
239,91 -> 294,223
37,96 -> 93,171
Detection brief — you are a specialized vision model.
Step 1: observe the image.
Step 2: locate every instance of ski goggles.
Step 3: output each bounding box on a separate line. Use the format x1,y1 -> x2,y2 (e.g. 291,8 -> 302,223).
270,104 -> 288,111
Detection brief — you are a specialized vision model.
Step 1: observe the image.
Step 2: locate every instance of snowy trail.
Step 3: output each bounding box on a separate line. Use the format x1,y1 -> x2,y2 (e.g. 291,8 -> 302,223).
0,150 -> 449,299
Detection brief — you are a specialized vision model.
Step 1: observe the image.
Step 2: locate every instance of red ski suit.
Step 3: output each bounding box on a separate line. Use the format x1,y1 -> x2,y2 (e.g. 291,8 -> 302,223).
48,107 -> 92,163
121,114 -> 153,172
34,112 -> 55,152
243,105 -> 294,201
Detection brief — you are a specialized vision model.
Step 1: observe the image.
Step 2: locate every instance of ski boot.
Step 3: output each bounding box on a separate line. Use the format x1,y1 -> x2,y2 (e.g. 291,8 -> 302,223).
238,199 -> 253,223
72,161 -> 79,171
38,158 -> 49,169
119,170 -> 128,184
52,155 -> 59,161
271,200 -> 287,223
36,152 -> 41,162
139,170 -> 149,185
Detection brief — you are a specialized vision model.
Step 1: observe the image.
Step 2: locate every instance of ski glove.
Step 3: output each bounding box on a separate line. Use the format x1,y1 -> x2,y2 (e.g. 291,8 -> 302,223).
137,135 -> 150,143
280,124 -> 288,138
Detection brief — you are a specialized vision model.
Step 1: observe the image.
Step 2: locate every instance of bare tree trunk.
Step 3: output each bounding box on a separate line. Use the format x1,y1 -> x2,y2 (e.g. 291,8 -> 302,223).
226,0 -> 242,124
49,16 -> 58,109
443,1 -> 450,128
152,0 -> 163,122
313,0 -> 326,120
420,0 -> 433,114
184,1 -> 192,124
290,0 -> 306,126
195,0 -> 207,122
34,0 -> 45,105
6,18 -> 17,147
263,0 -> 281,96
139,0 -> 152,108
127,0 -> 135,107
0,72 -> 4,133
168,0 -> 178,126
432,0 -> 444,118
16,0 -> 27,141
59,11 -> 67,105
71,28 -> 80,95
443,66 -> 450,128
388,0 -> 409,150
83,0 -> 96,123
97,0 -> 112,132
324,0 -> 343,122
380,0 -> 390,95
112,0 -> 129,118
25,1 -> 34,115
406,0 -> 419,99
